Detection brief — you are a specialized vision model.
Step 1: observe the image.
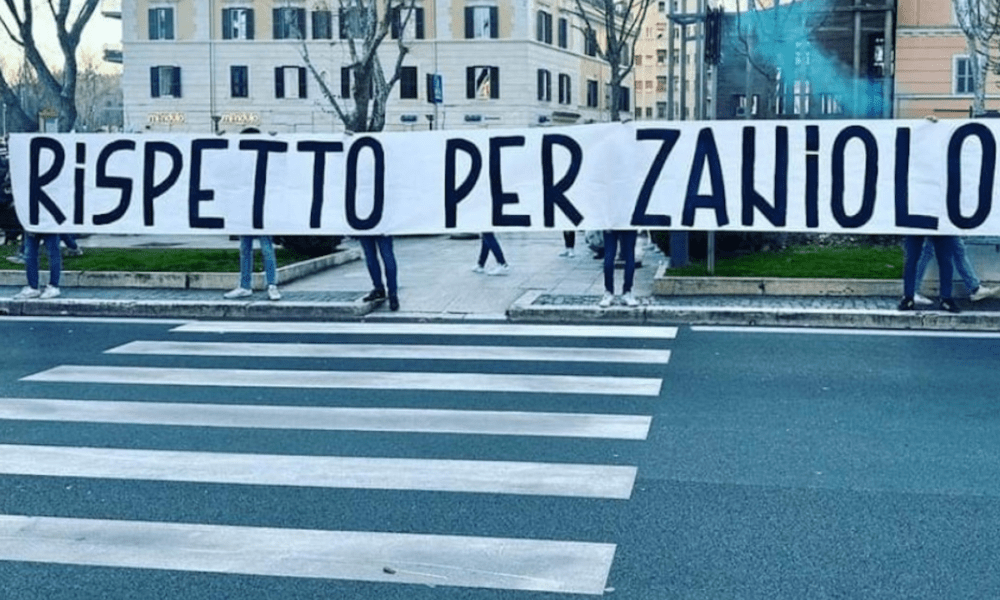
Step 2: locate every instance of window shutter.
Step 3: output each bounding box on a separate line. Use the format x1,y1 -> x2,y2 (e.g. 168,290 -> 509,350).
170,67 -> 181,97
390,6 -> 400,39
536,12 -> 542,41
415,8 -> 424,39
150,66 -> 160,97
246,9 -> 255,39
298,67 -> 307,98
341,67 -> 351,98
464,7 -> 473,38
275,67 -> 285,98
537,69 -> 544,101
222,9 -> 232,39
490,67 -> 499,98
489,8 -> 498,37
148,9 -> 156,39
296,8 -> 306,39
165,9 -> 174,39
339,8 -> 347,38
273,8 -> 280,38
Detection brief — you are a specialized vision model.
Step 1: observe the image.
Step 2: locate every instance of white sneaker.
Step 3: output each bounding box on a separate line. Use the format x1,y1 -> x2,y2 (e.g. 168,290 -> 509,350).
971,285 -> 996,302
488,264 -> 510,276
223,287 -> 253,299
13,286 -> 40,300
914,293 -> 933,306
40,286 -> 60,299
622,291 -> 639,307
598,292 -> 615,308
558,249 -> 575,258
472,265 -> 486,274
267,285 -> 282,301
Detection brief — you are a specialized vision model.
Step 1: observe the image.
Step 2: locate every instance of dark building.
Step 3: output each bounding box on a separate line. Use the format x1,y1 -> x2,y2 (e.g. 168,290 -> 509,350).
715,0 -> 896,120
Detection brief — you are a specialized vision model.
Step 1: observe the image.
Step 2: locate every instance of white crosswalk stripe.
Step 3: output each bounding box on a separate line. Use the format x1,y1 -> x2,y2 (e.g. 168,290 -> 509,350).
0,398 -> 652,439
5,320 -> 671,594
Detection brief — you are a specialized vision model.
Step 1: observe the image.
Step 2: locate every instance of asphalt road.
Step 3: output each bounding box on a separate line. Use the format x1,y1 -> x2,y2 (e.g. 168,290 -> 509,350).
0,317 -> 998,599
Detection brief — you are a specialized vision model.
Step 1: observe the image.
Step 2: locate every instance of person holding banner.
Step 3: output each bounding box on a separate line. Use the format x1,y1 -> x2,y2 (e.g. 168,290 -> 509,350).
913,237 -> 995,304
472,232 -> 510,276
12,233 -> 62,299
223,235 -> 281,301
599,230 -> 639,308
900,236 -> 958,313
360,235 -> 399,311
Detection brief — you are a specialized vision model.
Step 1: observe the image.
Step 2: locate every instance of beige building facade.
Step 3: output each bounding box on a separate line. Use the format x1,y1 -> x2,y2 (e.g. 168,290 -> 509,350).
122,0 -> 630,133
895,0 -> 1000,118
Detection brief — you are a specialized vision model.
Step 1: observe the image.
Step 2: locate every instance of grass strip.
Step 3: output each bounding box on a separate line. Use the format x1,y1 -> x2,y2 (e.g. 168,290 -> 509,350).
0,245 -> 313,273
668,244 -> 904,279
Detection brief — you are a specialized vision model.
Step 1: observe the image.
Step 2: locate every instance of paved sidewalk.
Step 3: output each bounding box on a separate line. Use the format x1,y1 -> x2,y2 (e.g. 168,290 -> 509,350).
1,232 -> 999,330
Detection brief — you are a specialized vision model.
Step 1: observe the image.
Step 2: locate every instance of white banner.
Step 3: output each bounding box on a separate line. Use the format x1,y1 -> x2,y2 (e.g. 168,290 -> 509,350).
9,119 -> 1000,236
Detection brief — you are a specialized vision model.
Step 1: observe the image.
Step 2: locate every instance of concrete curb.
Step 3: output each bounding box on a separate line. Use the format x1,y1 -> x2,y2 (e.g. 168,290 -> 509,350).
0,298 -> 371,321
0,248 -> 361,290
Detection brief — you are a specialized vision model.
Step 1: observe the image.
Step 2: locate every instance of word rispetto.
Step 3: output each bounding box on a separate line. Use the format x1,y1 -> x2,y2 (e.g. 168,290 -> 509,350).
9,119 -> 1000,235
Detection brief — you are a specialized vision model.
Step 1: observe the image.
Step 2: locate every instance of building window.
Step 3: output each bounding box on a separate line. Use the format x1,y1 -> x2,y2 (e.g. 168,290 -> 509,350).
558,17 -> 568,48
465,6 -> 498,39
869,34 -> 885,78
231,66 -> 249,98
820,93 -> 842,115
586,79 -> 598,107
392,7 -> 425,39
734,94 -> 759,116
537,10 -> 552,44
635,54 -> 642,66
657,49 -> 666,64
537,69 -> 552,102
793,80 -> 810,115
645,107 -> 652,118
955,55 -> 974,95
150,66 -> 181,98
273,7 -> 306,39
275,66 -> 307,99
656,101 -> 666,118
558,73 -> 572,104
656,76 -> 666,92
222,8 -> 254,40
400,66 -> 418,99
584,28 -> 598,57
313,10 -> 333,39
148,7 -> 174,40
467,66 -> 500,99
618,86 -> 630,112
339,6 -> 368,38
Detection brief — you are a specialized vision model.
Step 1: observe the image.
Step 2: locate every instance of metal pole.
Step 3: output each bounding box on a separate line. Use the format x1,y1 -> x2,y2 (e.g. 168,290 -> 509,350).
667,2 -> 675,120
852,0 -> 862,116
882,0 -> 893,118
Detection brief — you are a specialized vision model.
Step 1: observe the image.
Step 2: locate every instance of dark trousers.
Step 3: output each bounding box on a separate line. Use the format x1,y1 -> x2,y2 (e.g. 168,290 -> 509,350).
903,235 -> 953,300
477,233 -> 506,267
603,230 -> 637,294
359,235 -> 398,296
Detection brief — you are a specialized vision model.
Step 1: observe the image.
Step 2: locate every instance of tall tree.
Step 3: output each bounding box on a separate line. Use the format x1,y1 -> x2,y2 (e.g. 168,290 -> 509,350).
953,0 -> 1000,116
299,0 -> 417,133
573,0 -> 653,121
0,0 -> 101,132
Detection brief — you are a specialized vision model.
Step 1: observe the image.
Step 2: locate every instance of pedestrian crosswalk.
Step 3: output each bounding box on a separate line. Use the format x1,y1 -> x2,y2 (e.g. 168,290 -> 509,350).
1,320 -> 675,596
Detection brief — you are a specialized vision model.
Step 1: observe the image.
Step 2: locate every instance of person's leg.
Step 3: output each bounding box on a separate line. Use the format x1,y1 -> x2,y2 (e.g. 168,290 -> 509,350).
377,236 -> 398,298
259,236 -> 278,286
44,234 -> 61,287
24,233 -> 40,289
359,236 -> 385,292
902,236 -> 923,300
239,236 -> 253,290
603,230 -> 618,294
477,236 -> 490,268
930,236 -> 954,300
564,231 -> 575,248
482,233 -> 505,265
620,230 -> 638,293
913,238 -> 934,294
950,237 -> 981,293
60,234 -> 79,251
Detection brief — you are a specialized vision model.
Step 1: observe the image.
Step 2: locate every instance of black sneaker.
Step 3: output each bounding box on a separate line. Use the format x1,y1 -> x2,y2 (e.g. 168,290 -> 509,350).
898,297 -> 915,311
363,289 -> 386,302
389,296 -> 400,311
940,299 -> 961,314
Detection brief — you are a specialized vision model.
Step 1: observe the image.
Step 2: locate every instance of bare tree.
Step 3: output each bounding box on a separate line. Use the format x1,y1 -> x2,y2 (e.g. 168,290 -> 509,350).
74,52 -> 121,131
573,0 -> 653,121
298,0 -> 417,133
0,0 -> 101,132
953,0 -> 1000,116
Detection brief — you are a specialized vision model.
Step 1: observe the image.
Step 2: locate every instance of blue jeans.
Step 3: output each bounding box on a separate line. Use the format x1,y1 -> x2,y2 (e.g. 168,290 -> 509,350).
24,233 -> 61,289
477,233 -> 506,267
603,230 -> 637,294
914,236 -> 979,293
239,236 -> 277,289
359,235 -> 397,296
903,236 -> 953,299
